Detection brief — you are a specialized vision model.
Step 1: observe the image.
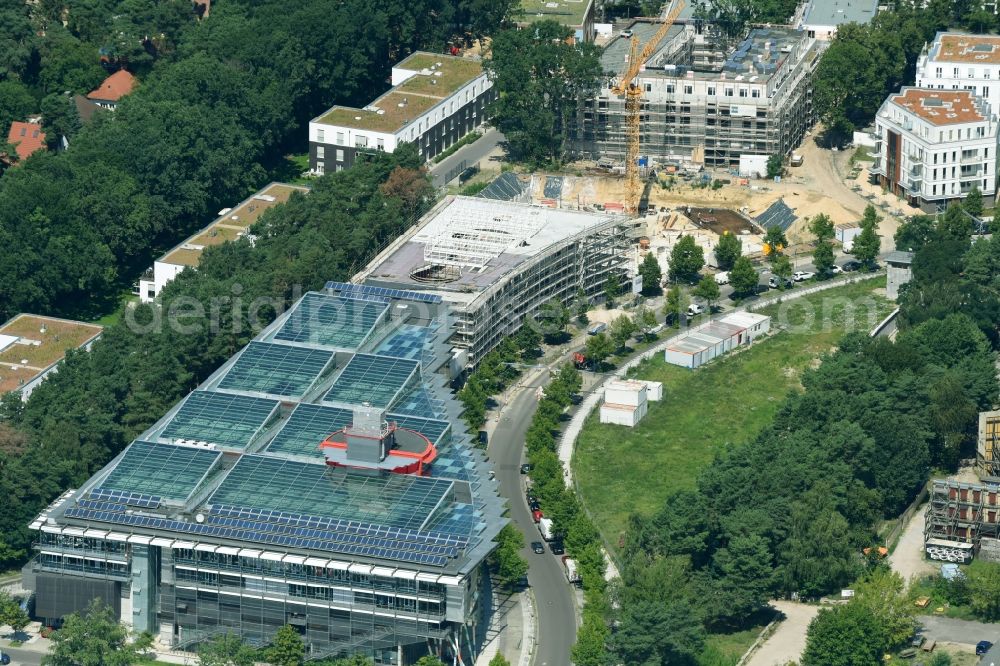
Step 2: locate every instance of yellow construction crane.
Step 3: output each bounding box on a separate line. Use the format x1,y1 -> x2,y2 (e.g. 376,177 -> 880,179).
611,0 -> 686,213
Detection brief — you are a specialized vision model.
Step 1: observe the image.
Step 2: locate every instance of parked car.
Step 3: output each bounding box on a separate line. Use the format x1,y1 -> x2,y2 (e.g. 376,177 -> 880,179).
525,489 -> 537,503
528,500 -> 541,512
531,541 -> 546,554
714,271 -> 729,285
532,509 -> 543,523
792,271 -> 815,282
686,303 -> 704,317
587,322 -> 608,336
842,260 -> 862,272
977,641 -> 993,656
520,463 -> 531,474
768,275 -> 793,289
549,541 -> 565,555
620,29 -> 633,38
0,651 -> 9,666
829,264 -> 843,274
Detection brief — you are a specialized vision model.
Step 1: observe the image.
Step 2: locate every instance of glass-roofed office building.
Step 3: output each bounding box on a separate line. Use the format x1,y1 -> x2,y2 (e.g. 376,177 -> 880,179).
24,286 -> 506,665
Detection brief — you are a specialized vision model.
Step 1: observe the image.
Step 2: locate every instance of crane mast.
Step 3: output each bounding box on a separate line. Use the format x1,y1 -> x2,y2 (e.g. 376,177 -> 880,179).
611,0 -> 686,213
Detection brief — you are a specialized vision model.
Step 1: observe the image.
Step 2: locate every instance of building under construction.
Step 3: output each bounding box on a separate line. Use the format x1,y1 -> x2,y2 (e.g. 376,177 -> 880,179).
923,410 -> 1000,562
570,21 -> 825,168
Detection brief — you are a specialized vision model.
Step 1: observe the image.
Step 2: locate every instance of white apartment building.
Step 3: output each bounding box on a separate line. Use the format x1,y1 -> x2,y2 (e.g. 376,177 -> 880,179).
798,0 -> 878,40
871,88 -> 998,211
917,33 -> 1000,120
308,53 -> 494,173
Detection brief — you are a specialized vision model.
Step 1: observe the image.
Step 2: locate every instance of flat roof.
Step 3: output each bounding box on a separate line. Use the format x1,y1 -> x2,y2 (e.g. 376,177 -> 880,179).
802,0 -> 877,27
518,0 -> 593,27
272,293 -> 388,350
601,22 -> 686,74
0,315 -> 102,394
889,88 -> 986,126
929,33 -> 1000,64
43,289 -> 504,573
362,196 -> 620,301
161,183 -> 306,268
314,53 -> 483,133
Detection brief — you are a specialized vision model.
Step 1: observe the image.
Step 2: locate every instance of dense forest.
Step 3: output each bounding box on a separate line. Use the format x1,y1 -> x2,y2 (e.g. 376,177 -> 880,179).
0,0 -> 515,321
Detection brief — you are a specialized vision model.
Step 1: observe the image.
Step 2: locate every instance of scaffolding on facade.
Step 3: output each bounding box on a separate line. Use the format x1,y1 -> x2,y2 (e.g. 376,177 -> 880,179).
979,410 -> 1000,479
925,479 -> 1000,556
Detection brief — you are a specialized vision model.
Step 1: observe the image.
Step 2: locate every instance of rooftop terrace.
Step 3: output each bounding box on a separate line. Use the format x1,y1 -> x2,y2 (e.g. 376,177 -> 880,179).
0,315 -> 102,394
314,53 -> 483,133
931,33 -> 1000,65
890,88 -> 987,126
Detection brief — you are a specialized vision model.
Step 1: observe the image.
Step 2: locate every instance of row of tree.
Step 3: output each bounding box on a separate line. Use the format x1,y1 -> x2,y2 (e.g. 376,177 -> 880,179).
0,147 -> 433,568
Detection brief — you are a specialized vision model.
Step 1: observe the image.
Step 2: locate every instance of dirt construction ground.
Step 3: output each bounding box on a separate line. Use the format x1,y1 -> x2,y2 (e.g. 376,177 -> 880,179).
543,128 -> 905,253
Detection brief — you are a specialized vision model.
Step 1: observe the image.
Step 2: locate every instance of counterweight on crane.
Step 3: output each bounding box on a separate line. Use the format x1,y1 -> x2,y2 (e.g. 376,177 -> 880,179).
611,0 -> 686,213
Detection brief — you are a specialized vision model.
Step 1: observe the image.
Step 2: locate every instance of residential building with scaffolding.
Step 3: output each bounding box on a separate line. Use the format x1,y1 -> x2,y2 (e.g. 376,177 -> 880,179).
569,21 -> 824,169
923,409 -> 1000,564
356,195 -> 631,368
23,285 -> 506,665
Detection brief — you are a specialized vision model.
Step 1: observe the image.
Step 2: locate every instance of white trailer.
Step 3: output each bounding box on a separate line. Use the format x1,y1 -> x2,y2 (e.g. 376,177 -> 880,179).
539,517 -> 555,541
562,557 -> 581,584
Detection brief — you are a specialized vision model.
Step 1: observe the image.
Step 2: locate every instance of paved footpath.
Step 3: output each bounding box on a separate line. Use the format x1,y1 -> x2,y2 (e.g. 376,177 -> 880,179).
745,601 -> 820,666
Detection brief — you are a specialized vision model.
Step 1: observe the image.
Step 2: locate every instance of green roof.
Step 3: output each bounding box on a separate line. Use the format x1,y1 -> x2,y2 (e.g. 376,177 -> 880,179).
518,0 -> 592,27
314,53 -> 483,133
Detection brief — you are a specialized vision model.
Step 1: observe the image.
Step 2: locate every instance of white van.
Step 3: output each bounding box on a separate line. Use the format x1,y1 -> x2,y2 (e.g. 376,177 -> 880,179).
714,271 -> 729,285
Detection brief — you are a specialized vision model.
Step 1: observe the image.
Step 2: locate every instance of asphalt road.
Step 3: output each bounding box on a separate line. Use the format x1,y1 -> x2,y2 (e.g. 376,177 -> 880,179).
2,645 -> 43,666
488,368 -> 577,666
429,128 -> 505,188
920,615 -> 1000,646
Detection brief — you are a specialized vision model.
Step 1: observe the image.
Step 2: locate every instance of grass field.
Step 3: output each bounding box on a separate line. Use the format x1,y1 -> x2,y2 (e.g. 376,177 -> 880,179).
573,279 -> 894,548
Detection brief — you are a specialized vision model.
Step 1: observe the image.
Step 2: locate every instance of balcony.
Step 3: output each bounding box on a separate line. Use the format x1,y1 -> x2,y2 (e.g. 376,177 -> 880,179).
907,153 -> 923,164
907,178 -> 923,191
961,153 -> 981,164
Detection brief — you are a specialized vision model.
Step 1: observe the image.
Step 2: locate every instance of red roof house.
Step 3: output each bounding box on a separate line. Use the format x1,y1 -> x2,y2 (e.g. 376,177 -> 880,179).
6,122 -> 46,163
87,70 -> 137,108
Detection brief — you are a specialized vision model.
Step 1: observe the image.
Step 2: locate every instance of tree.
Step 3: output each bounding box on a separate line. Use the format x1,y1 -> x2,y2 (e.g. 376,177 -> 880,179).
604,273 -> 622,308
614,598 -> 704,665
693,275 -> 720,311
663,285 -> 688,326
536,299 -> 571,341
813,241 -> 835,276
635,305 -> 658,338
197,633 -> 257,666
773,254 -> 793,287
895,214 -> 936,252
491,524 -> 529,589
43,599 -> 153,666
763,226 -> 788,261
715,231 -> 742,270
0,590 -> 28,635
967,561 -> 1000,621
766,153 -> 783,179
966,8 -> 995,33
267,625 -> 305,666
585,332 -> 614,367
729,256 -> 759,297
483,21 -> 602,164
414,656 -> 447,666
809,213 -> 835,242
488,654 -> 512,666
610,314 -> 638,351
668,235 -> 705,283
938,202 -> 974,242
964,185 -> 984,217
575,287 -> 590,323
638,252 -> 662,295
801,603 -> 885,666
572,614 -> 610,666
853,206 -> 881,268
852,569 -> 914,648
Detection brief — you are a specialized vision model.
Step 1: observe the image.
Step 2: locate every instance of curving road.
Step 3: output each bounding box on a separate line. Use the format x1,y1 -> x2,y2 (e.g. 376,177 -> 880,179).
488,368 -> 578,666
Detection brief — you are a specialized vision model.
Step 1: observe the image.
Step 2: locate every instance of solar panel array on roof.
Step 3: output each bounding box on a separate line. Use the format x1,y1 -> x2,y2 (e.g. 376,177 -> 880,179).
265,403 -> 354,458
390,413 -> 450,446
374,325 -> 429,361
324,354 -> 418,408
208,456 -> 457,533
755,198 -> 797,232
274,293 -> 388,349
325,282 -> 442,304
160,391 -> 278,449
218,341 -> 334,398
98,441 -> 220,501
